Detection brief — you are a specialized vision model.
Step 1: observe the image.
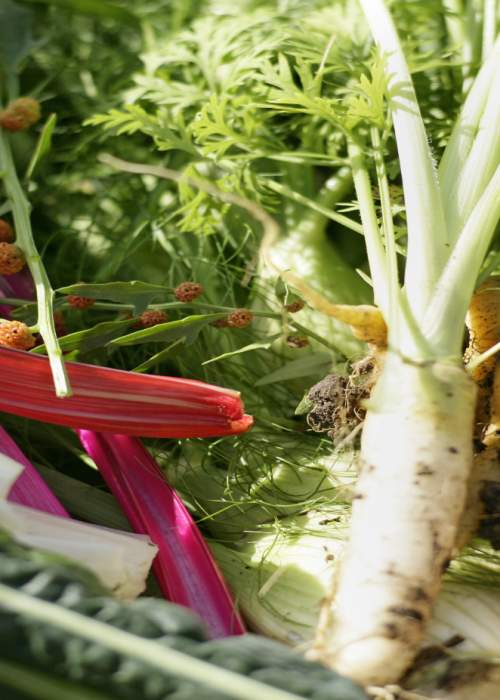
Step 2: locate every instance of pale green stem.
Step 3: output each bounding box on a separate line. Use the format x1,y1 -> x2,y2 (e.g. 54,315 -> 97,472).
467,339 -> 500,373
442,0 -> 467,50
442,0 -> 475,89
347,139 -> 389,316
477,248 -> 500,285
370,130 -> 432,358
440,41 -> 500,244
482,0 -> 497,61
99,152 -> 281,243
0,584 -> 306,700
370,127 -> 398,329
424,165 -> 500,353
359,0 -> 449,322
463,0 -> 484,91
0,133 -> 70,397
439,37 -> 500,234
266,180 -> 364,236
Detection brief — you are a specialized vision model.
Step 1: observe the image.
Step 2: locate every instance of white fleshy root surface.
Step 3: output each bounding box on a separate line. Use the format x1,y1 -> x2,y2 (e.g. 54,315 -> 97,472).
313,354 -> 476,685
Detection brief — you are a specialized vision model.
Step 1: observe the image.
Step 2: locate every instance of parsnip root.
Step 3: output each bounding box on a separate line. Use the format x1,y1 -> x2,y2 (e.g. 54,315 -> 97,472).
312,352 -> 476,685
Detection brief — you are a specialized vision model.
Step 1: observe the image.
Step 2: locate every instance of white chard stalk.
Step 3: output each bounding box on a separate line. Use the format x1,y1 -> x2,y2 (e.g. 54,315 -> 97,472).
311,0 -> 500,686
0,454 -> 157,599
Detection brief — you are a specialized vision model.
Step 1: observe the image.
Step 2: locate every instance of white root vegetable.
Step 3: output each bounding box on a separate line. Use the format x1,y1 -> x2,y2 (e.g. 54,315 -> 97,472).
305,0 -> 500,684
313,353 -> 476,684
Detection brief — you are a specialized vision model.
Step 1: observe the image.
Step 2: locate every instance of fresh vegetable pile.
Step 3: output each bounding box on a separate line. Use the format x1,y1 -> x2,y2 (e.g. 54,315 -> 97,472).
1,1 -> 499,699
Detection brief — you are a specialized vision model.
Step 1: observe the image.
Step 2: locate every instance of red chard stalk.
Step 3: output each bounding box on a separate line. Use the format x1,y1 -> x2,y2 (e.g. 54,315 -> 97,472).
0,347 -> 253,438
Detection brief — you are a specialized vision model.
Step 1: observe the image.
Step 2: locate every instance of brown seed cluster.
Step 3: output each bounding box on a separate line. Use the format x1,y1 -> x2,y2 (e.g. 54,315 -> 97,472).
0,242 -> 26,275
0,219 -> 14,243
286,334 -> 309,349
138,309 -> 168,328
0,97 -> 41,132
285,300 -> 305,313
0,321 -> 36,350
174,282 -> 204,302
227,308 -> 253,328
67,295 -> 96,310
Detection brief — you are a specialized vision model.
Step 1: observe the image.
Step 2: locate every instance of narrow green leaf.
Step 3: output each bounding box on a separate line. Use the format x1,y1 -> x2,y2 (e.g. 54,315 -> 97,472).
32,318 -> 133,355
57,281 -> 171,314
35,465 -> 131,531
203,337 -> 280,366
132,337 -> 187,372
255,353 -> 332,386
25,114 -> 57,180
110,313 -> 225,347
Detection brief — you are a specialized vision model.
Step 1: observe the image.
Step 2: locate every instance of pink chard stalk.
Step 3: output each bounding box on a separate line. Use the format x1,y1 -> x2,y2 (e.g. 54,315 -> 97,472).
0,425 -> 68,517
78,431 -> 246,638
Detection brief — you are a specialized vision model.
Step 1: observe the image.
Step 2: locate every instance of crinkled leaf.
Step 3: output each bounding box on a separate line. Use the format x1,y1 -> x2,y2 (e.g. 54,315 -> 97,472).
0,537 -> 368,700
57,281 -> 171,314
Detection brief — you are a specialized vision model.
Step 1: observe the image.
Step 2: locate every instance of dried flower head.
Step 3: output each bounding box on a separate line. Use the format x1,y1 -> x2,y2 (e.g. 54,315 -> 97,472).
286,334 -> 309,349
285,300 -> 305,313
0,219 -> 14,243
227,309 -> 253,328
0,321 -> 36,350
211,318 -> 230,328
0,242 -> 26,275
138,309 -> 168,328
0,97 -> 41,132
174,282 -> 204,302
67,295 -> 96,310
